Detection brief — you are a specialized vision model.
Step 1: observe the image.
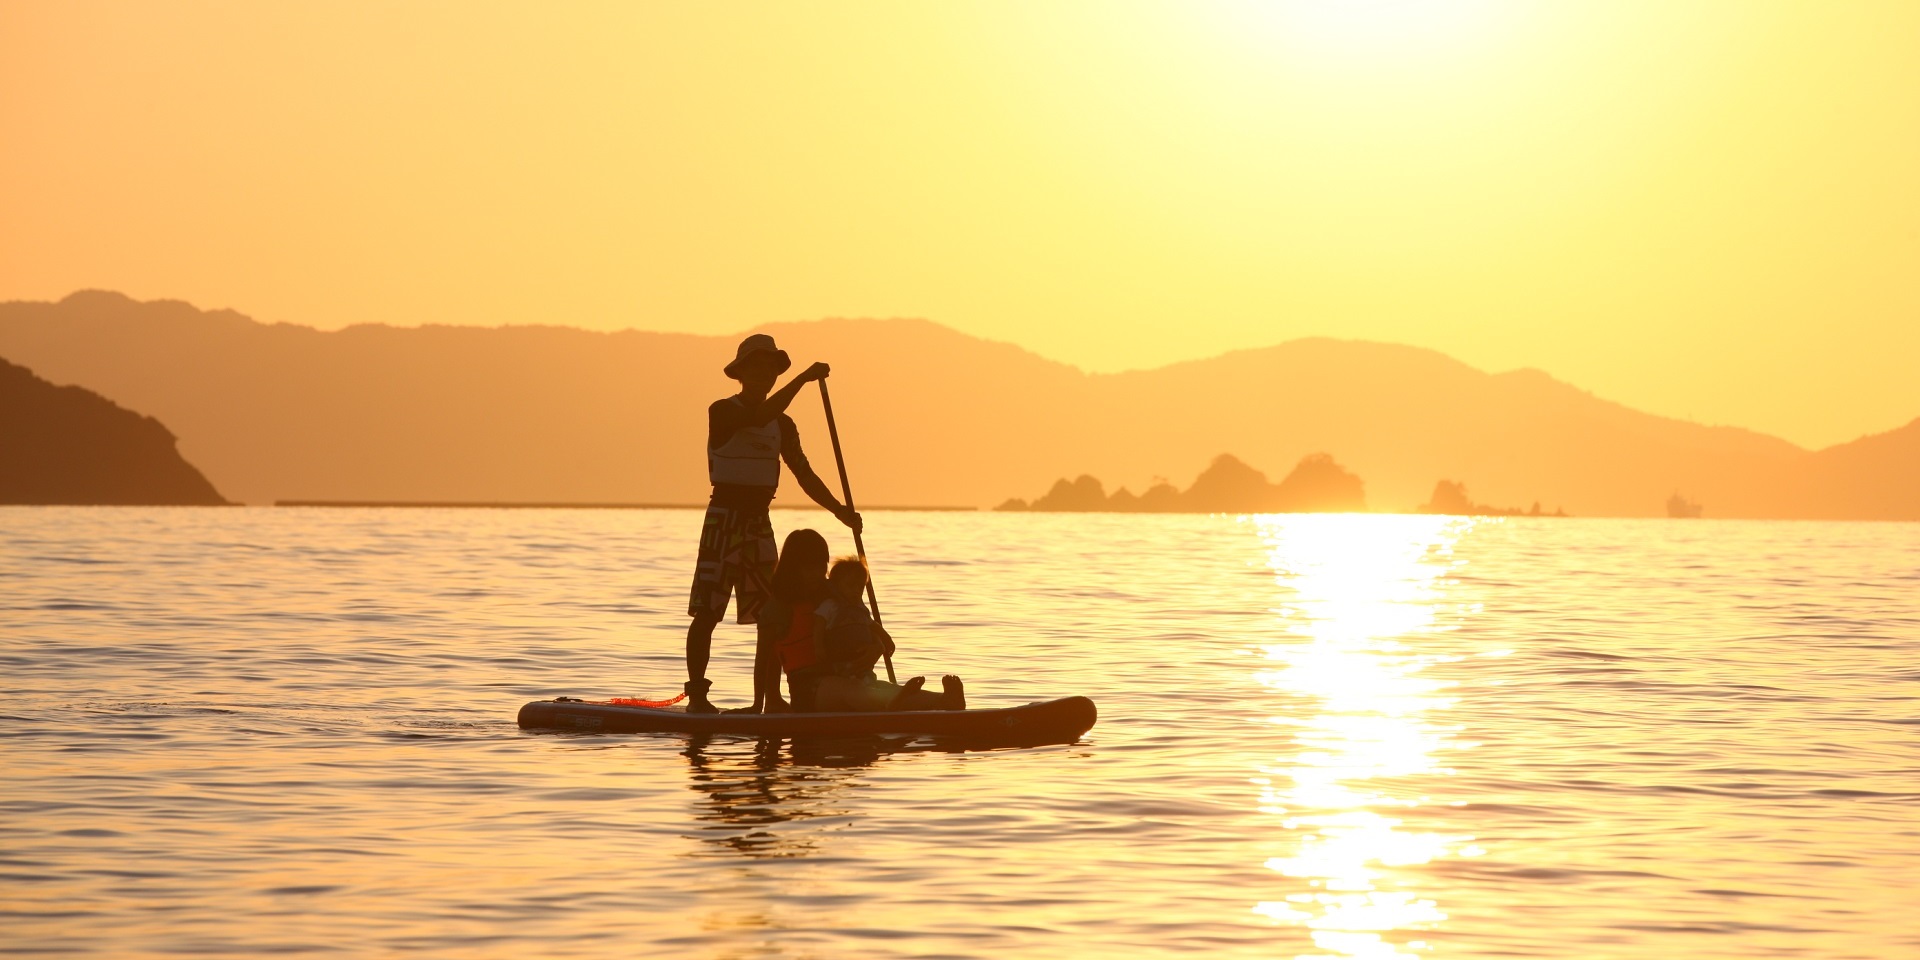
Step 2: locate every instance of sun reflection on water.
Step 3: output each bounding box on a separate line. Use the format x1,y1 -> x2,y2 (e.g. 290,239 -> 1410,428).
1249,514 -> 1481,959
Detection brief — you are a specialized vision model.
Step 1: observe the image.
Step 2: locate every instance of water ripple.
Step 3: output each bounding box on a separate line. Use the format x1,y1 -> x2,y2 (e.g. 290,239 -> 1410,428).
0,507 -> 1915,958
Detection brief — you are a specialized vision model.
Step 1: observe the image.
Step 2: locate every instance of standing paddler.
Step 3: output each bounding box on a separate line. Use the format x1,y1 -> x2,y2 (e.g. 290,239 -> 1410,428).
685,334 -> 861,713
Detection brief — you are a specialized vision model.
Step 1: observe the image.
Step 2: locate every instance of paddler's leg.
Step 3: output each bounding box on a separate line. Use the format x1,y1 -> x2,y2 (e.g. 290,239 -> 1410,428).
684,614 -> 720,713
684,502 -> 740,714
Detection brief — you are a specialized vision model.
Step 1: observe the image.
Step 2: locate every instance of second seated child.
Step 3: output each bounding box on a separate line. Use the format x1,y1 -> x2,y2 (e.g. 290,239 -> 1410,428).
808,558 -> 964,712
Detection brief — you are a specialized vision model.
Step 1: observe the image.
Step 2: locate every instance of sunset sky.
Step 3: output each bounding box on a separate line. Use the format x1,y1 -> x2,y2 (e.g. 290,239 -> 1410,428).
3,1 -> 1916,449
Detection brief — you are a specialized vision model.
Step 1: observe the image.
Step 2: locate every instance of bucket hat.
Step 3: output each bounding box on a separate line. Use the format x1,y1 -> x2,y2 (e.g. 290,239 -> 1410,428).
723,334 -> 792,379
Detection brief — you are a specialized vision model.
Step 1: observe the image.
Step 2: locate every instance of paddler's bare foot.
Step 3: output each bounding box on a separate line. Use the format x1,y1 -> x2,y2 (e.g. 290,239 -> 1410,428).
764,696 -> 791,714
940,674 -> 965,710
888,676 -> 928,710
722,704 -> 758,714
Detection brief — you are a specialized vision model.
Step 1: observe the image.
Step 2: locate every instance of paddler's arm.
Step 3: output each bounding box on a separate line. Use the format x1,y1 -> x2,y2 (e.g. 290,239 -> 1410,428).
782,419 -> 862,533
710,364 -> 831,448
741,363 -> 830,426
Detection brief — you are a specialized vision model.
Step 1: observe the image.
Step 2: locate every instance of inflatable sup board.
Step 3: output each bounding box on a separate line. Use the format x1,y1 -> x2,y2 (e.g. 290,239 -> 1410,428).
518,695 -> 1096,747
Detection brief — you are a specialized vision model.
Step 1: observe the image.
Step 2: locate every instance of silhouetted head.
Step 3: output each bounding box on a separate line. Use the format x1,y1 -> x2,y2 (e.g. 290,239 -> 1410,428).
724,334 -> 791,388
771,529 -> 830,604
827,556 -> 867,601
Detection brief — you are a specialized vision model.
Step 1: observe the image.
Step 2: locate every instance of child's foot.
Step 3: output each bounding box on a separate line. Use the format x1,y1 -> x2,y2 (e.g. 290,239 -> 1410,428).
763,696 -> 791,714
940,674 -> 966,710
888,676 -> 928,710
685,679 -> 718,714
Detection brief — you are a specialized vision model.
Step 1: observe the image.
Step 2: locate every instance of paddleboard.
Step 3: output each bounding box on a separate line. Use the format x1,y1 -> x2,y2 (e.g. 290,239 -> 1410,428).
517,695 -> 1096,747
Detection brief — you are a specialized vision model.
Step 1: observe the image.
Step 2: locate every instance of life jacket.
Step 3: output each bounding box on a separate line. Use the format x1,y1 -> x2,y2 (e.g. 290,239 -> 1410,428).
816,597 -> 878,672
778,612 -> 818,673
708,399 -> 783,488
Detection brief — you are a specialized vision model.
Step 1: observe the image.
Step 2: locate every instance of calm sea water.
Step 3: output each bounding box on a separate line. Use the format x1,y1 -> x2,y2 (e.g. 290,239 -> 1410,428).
1,507 -> 1915,959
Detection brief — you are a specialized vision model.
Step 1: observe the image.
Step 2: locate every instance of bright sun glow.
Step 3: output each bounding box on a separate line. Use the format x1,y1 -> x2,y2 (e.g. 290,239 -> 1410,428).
1217,0 -> 1507,65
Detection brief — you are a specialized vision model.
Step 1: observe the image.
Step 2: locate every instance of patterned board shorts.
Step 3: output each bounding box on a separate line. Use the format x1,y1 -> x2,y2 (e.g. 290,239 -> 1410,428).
687,503 -> 777,624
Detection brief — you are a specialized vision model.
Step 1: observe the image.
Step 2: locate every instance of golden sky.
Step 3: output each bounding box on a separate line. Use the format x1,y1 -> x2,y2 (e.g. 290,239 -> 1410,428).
3,1 -> 1916,448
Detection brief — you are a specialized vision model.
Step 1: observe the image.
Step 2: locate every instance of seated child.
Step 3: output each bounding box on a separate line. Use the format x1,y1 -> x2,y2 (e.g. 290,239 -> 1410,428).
776,603 -> 825,713
753,528 -> 831,714
808,557 -> 964,712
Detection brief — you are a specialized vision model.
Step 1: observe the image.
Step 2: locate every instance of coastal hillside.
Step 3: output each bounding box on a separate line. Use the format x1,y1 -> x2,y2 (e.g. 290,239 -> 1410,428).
0,356 -> 229,505
1787,418 -> 1920,520
0,291 -> 1912,518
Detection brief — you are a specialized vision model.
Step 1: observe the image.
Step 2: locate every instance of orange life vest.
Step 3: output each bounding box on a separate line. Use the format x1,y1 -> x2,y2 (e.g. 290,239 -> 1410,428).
777,612 -> 818,673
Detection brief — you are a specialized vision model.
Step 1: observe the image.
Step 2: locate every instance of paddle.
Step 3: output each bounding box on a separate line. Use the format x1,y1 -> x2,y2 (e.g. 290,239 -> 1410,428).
817,377 -> 896,684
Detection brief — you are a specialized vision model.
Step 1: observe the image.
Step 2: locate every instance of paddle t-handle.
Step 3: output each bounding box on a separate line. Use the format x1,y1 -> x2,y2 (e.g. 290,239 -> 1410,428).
818,377 -> 896,684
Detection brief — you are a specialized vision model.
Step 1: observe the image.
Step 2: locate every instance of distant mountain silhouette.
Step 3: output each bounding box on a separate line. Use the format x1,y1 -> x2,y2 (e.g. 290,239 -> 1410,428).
0,356 -> 228,505
0,290 -> 1915,519
1420,480 -> 1565,517
1000,453 -> 1366,513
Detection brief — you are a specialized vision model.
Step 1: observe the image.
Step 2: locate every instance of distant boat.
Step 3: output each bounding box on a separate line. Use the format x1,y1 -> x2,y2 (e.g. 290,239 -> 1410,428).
1667,492 -> 1704,518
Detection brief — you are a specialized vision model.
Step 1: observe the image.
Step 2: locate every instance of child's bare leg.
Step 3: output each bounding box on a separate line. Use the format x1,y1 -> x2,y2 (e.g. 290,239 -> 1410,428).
817,674 -> 906,711
763,667 -> 790,712
890,688 -> 948,710
813,675 -> 857,711
887,676 -> 927,710
786,670 -> 808,712
941,674 -> 965,710
886,676 -> 950,710
749,618 -> 788,713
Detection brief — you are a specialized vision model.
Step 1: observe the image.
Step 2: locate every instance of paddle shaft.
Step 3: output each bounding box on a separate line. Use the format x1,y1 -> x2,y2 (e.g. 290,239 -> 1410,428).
817,378 -> 895,683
